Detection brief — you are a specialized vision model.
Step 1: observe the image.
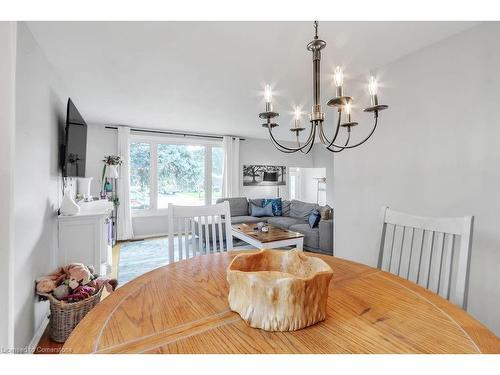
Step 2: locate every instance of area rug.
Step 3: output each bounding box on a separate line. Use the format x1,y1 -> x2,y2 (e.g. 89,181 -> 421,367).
118,237 -> 176,285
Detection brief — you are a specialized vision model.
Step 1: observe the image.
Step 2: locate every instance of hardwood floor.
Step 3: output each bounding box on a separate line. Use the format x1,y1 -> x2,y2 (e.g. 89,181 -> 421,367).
34,241 -> 121,354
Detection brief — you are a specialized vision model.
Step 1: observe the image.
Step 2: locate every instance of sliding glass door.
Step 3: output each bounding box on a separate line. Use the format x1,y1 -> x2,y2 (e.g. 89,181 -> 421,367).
129,136 -> 222,215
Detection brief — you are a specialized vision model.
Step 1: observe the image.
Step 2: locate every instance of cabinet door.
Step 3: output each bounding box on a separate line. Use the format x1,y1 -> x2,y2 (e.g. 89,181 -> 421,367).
59,220 -> 101,272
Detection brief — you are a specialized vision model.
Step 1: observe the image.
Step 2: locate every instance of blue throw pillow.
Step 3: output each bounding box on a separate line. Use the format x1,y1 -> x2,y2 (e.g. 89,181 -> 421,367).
250,202 -> 274,217
262,198 -> 282,216
308,209 -> 321,228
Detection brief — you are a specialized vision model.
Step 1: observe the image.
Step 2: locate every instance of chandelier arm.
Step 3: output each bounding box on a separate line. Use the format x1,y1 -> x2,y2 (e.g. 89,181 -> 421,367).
317,123 -> 328,145
327,116 -> 379,150
298,124 -> 317,154
330,128 -> 351,153
298,135 -> 307,154
319,111 -> 342,147
269,132 -> 299,153
300,123 -> 317,154
267,124 -> 315,153
268,121 -> 316,152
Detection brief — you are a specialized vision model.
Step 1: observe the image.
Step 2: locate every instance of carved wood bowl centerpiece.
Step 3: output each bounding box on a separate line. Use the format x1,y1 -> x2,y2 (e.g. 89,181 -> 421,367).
227,249 -> 333,332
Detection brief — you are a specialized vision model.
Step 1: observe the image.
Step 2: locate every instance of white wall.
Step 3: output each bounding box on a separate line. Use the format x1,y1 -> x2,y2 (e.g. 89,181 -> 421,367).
239,138 -> 314,200
312,146 -> 334,206
13,22 -> 69,348
297,168 -> 326,204
333,22 -> 500,335
0,21 -> 17,351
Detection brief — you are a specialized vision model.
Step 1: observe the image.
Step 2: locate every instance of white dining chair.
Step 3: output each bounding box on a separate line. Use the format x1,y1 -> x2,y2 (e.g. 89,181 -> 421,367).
377,206 -> 474,309
167,201 -> 233,263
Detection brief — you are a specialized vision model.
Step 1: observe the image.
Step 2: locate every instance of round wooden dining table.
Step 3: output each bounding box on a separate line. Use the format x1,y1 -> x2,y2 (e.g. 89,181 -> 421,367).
63,251 -> 499,354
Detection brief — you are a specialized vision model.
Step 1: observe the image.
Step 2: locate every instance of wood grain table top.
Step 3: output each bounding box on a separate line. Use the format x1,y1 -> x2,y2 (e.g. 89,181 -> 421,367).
232,224 -> 304,243
63,251 -> 500,354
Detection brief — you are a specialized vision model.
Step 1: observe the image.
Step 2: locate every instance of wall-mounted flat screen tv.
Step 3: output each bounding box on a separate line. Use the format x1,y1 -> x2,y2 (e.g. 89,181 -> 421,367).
63,98 -> 87,177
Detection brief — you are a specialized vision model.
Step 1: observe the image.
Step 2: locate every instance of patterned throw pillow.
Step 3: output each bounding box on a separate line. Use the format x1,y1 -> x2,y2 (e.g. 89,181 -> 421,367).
262,198 -> 283,216
308,209 -> 321,228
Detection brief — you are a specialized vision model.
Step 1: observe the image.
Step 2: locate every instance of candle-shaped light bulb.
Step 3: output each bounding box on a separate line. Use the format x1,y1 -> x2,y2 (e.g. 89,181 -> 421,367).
368,76 -> 378,96
264,84 -> 273,111
344,102 -> 352,123
264,84 -> 273,103
333,66 -> 344,97
293,107 -> 301,128
294,107 -> 301,120
368,76 -> 379,106
333,66 -> 343,87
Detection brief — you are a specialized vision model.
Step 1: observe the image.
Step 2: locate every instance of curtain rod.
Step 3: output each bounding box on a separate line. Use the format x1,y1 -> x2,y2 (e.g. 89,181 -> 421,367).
104,126 -> 245,141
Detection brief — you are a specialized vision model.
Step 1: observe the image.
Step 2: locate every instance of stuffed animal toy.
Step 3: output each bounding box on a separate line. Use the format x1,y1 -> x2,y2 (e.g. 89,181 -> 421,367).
91,277 -> 118,293
36,277 -> 57,294
46,267 -> 68,286
35,265 -> 71,293
68,277 -> 80,290
53,284 -> 70,300
66,263 -> 93,285
36,263 -> 111,302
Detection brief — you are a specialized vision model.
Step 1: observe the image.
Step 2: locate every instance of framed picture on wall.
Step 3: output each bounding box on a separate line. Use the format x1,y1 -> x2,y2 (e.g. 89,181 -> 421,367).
243,165 -> 286,186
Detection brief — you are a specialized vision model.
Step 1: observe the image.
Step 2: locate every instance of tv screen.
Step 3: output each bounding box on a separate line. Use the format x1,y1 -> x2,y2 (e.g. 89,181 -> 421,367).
64,98 -> 87,177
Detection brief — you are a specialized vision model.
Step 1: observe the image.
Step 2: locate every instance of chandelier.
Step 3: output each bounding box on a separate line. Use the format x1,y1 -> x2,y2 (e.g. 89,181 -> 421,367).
259,21 -> 389,154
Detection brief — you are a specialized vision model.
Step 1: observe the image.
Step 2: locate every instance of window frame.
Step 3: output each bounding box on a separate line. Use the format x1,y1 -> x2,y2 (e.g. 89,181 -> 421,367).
130,133 -> 222,217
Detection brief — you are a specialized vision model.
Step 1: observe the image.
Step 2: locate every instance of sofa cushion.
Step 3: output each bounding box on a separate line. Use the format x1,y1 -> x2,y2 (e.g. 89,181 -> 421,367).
282,200 -> 291,216
289,223 -> 320,249
262,198 -> 282,216
216,197 -> 248,217
267,216 -> 307,229
290,200 -> 320,219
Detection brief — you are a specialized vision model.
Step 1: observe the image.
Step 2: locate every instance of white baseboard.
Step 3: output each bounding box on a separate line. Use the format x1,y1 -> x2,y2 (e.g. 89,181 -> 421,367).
28,315 -> 49,353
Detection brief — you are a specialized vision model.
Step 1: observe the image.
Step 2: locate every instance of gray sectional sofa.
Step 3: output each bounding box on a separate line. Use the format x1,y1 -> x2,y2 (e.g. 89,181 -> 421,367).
216,197 -> 333,255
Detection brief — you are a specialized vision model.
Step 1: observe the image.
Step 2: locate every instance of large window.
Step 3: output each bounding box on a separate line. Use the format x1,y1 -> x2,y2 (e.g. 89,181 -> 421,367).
130,136 -> 222,214
211,147 -> 223,203
130,142 -> 151,210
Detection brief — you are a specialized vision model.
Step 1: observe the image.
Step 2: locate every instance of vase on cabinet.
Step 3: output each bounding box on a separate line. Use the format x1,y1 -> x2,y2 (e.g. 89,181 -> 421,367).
60,190 -> 80,216
77,177 -> 93,200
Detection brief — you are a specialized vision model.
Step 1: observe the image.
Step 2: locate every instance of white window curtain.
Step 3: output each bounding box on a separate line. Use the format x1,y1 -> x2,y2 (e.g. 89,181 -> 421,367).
222,136 -> 240,198
117,126 -> 134,240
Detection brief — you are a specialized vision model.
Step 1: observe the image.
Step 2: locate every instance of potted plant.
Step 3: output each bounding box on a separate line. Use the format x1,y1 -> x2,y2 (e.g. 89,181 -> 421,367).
101,155 -> 122,194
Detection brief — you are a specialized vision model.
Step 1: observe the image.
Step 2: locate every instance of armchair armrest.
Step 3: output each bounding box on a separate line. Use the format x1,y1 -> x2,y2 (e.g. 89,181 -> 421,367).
319,219 -> 333,255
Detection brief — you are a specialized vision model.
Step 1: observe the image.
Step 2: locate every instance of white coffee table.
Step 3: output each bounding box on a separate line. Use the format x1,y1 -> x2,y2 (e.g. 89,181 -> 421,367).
231,223 -> 304,251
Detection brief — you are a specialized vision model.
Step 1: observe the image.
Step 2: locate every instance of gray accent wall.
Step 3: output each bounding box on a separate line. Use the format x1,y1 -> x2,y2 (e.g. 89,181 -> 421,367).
13,22 -> 69,348
0,21 -> 17,350
333,22 -> 500,335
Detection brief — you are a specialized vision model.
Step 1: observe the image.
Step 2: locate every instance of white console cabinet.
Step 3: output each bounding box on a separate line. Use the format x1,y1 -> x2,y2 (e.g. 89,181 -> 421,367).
58,200 -> 114,276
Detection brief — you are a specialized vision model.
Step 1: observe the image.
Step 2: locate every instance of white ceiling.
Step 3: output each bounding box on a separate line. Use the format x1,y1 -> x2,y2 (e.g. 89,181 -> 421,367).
27,21 -> 478,140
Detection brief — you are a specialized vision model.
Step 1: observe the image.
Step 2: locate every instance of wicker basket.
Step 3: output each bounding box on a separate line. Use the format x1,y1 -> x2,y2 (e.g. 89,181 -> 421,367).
41,288 -> 103,343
